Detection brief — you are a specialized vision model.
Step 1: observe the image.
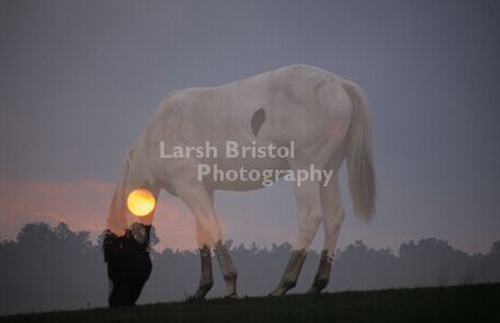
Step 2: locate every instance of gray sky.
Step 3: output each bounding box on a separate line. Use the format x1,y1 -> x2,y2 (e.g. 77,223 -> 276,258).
1,0 -> 499,254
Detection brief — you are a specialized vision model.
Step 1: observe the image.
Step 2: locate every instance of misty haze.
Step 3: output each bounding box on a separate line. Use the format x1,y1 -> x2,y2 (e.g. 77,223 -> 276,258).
0,0 -> 499,320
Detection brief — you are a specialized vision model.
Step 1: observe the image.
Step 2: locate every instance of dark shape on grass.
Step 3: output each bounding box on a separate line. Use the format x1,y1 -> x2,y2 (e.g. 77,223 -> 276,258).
103,223 -> 152,307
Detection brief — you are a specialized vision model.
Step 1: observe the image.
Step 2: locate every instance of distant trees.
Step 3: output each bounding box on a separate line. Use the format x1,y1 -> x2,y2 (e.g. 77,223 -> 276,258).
491,240 -> 500,256
0,223 -> 107,315
0,222 -> 499,316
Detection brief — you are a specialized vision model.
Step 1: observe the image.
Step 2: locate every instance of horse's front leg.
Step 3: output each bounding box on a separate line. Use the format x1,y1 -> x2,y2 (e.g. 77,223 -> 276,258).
193,244 -> 213,299
175,181 -> 238,299
215,241 -> 237,298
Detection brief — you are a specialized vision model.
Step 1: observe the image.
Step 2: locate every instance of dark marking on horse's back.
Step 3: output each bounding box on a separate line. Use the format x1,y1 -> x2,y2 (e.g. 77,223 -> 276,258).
251,108 -> 266,137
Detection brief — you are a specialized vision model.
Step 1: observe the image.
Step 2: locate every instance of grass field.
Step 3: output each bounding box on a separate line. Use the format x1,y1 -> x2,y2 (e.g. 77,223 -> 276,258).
1,283 -> 498,323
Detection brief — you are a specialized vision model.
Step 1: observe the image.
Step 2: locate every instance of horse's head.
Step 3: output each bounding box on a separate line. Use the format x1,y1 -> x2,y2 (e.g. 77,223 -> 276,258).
103,223 -> 152,307
104,146 -> 160,307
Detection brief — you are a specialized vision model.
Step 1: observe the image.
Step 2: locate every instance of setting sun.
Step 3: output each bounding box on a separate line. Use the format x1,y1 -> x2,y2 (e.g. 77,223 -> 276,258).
127,188 -> 155,216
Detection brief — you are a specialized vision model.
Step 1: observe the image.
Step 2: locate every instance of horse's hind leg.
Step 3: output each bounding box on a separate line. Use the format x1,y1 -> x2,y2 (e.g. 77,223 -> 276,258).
307,172 -> 345,294
270,179 -> 323,296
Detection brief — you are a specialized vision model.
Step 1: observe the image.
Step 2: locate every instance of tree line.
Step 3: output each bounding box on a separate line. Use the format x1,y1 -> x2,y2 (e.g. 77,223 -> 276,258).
0,222 -> 499,315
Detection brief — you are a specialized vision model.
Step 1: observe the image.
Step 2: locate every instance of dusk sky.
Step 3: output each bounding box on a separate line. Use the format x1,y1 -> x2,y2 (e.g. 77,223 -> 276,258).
0,0 -> 499,254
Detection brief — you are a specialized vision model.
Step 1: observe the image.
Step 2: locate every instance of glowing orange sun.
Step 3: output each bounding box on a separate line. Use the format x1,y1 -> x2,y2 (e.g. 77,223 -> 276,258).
127,188 -> 155,216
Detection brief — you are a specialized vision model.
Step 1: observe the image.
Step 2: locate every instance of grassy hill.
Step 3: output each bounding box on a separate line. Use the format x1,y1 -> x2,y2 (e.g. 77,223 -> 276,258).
1,283 -> 498,323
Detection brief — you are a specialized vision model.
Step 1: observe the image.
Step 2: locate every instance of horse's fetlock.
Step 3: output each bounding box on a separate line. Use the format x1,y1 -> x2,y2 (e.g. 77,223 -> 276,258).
282,278 -> 297,289
314,277 -> 329,289
199,279 -> 213,290
224,270 -> 237,281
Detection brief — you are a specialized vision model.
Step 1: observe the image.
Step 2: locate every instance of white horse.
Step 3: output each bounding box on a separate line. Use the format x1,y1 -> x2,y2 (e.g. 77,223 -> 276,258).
103,65 -> 376,306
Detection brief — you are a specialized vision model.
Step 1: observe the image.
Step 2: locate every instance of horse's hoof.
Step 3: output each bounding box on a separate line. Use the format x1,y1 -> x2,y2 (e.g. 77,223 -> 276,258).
306,287 -> 322,294
188,290 -> 208,302
224,293 -> 238,300
268,288 -> 286,297
186,295 -> 203,303
307,278 -> 328,294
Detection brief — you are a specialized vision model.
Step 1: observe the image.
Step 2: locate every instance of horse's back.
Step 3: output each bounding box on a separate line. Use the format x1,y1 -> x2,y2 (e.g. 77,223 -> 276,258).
142,65 -> 353,189
156,65 -> 351,144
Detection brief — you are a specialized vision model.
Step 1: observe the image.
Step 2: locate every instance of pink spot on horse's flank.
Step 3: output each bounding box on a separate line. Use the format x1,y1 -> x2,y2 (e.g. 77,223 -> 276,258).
328,121 -> 343,136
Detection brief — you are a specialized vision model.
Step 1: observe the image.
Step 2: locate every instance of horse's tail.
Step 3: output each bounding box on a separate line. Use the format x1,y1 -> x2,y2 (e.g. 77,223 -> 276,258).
106,148 -> 135,235
342,81 -> 376,221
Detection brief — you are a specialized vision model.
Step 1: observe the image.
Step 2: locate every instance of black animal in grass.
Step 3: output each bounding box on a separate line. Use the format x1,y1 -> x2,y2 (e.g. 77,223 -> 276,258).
103,224 -> 152,307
